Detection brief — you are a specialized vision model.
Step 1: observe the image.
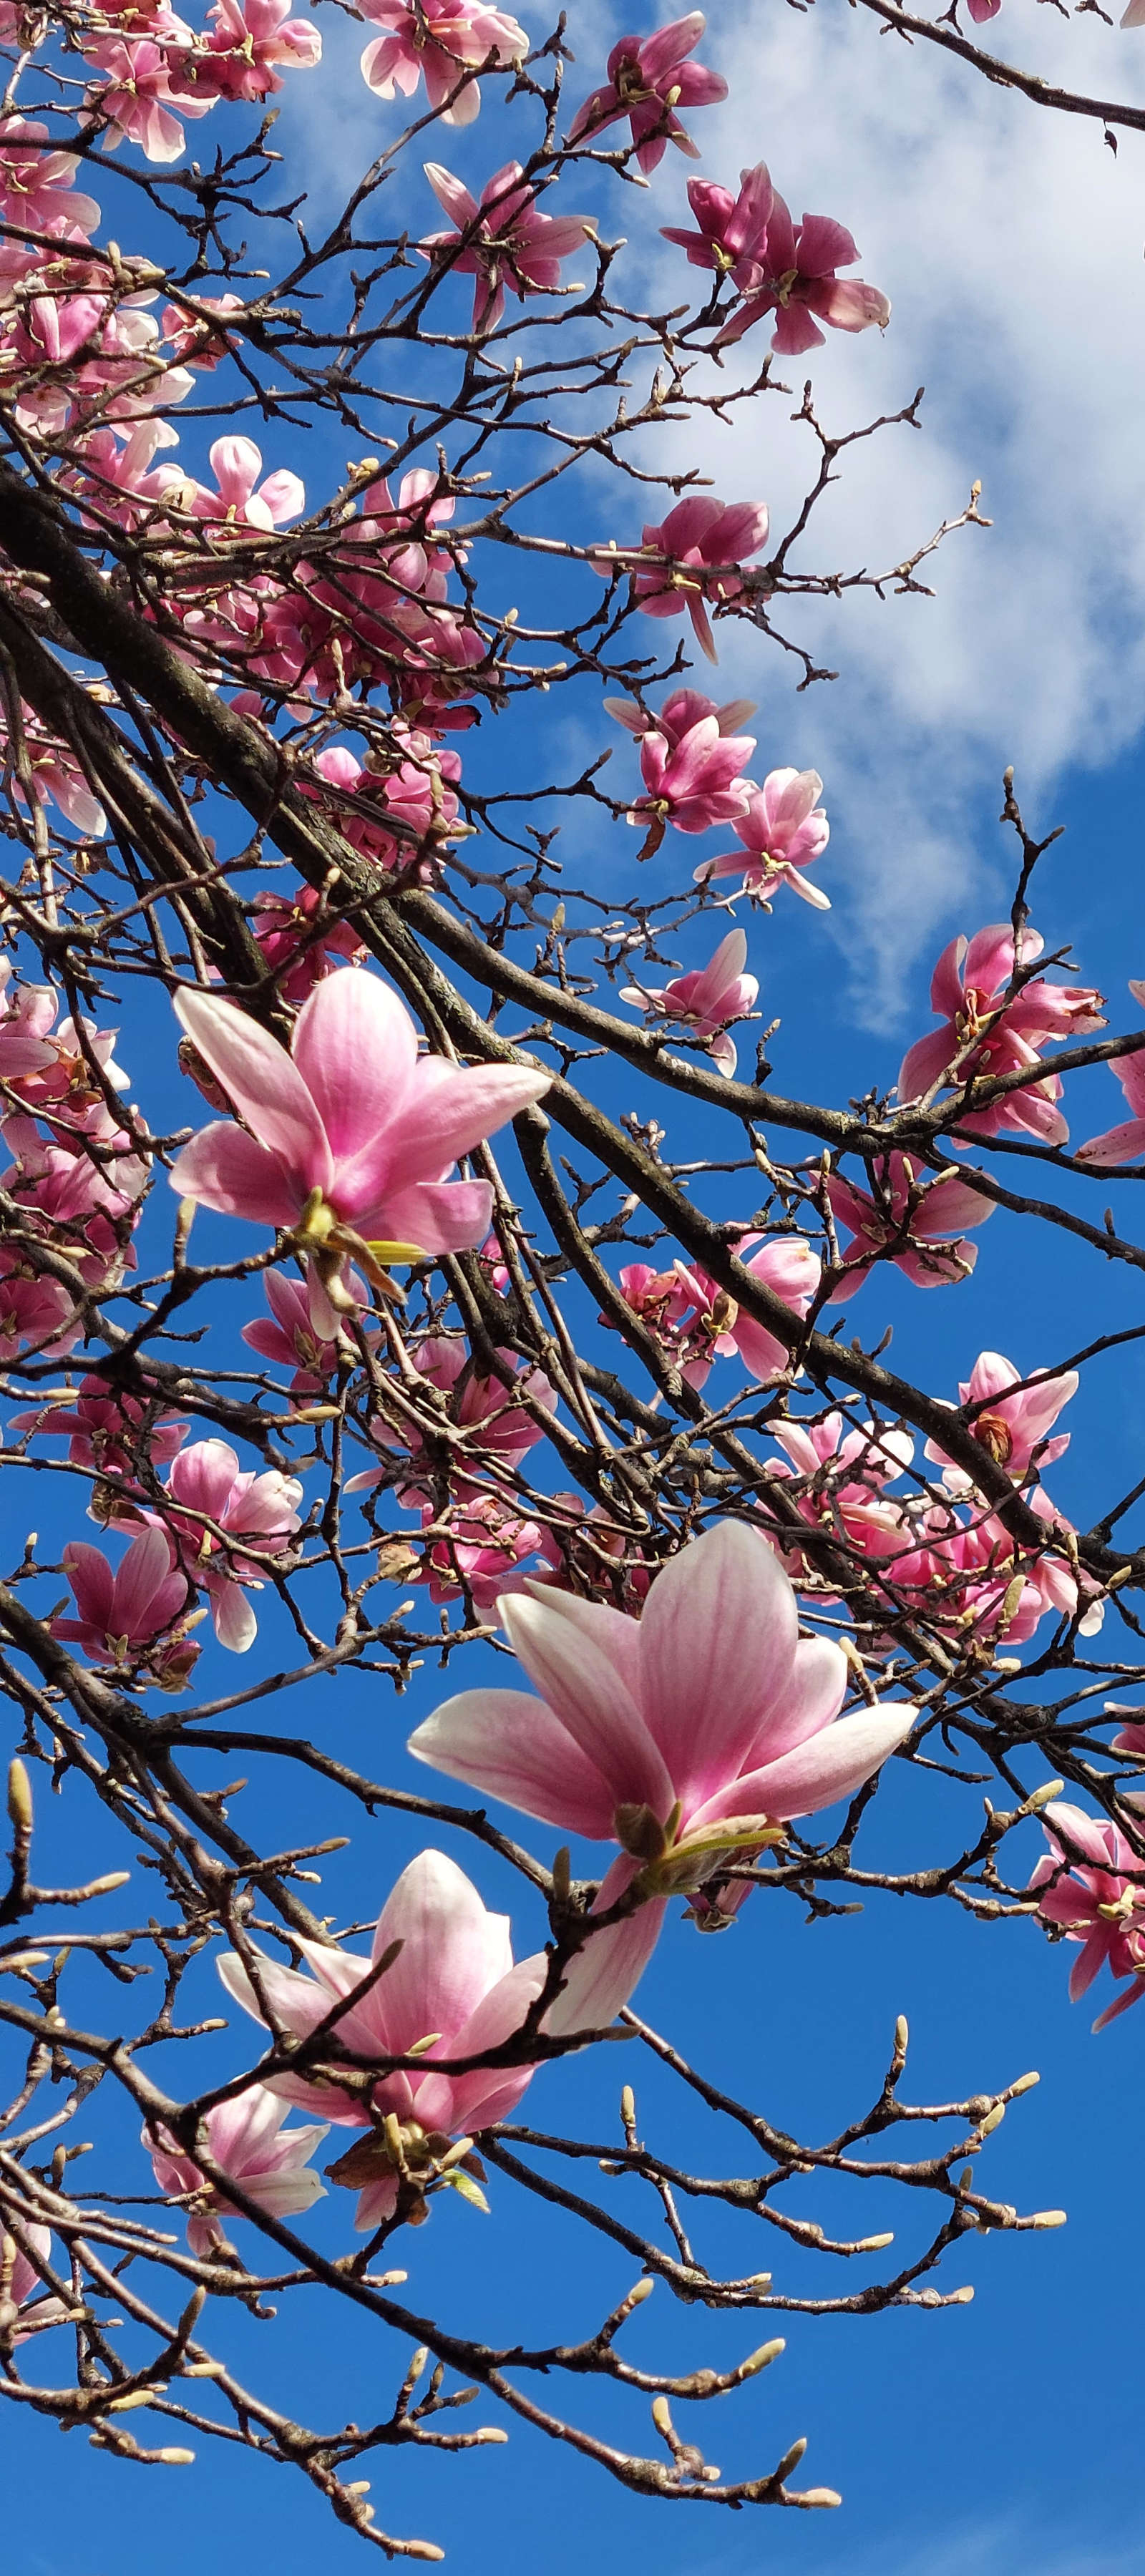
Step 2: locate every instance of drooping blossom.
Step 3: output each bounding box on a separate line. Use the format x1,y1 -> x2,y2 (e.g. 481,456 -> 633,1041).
153,434 -> 305,531
421,162 -> 592,333
219,1848 -> 651,2229
763,1411 -> 914,1592
242,1267 -> 377,1397
593,496 -> 770,663
569,14 -> 727,174
625,711 -> 755,852
824,1151 -> 995,1299
717,190 -> 890,356
139,1439 -> 303,1652
50,1527 -> 193,1677
661,162 -> 775,288
250,882 -> 367,1005
1076,982 -> 1145,1166
188,0 -> 321,99
621,928 -> 758,1077
409,1524 -> 915,1958
696,769 -> 829,905
168,970 -> 550,1274
897,925 -> 1104,1146
0,962 -> 59,1086
305,738 -> 462,885
347,1334 -> 556,1503
2,706 -> 107,838
604,686 -> 757,746
144,2085 -> 328,2255
359,0 -> 527,125
923,1350 -> 1077,1493
0,2226 -> 67,2344
1029,1800 -> 1145,2030
671,1235 -> 821,1387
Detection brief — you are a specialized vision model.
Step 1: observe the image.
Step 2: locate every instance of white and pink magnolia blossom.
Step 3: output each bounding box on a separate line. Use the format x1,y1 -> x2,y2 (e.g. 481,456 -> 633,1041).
0,1253 -> 80,1361
661,162 -> 775,288
153,434 -> 305,530
569,13 -> 727,174
409,1525 -> 915,1963
824,1151 -> 995,1298
359,0 -> 527,125
671,1235 -> 821,1387
595,494 -> 769,663
620,927 -> 758,1077
1029,1801 -> 1145,2029
50,1527 -> 192,1669
169,969 -> 550,1266
413,1496 -> 552,1609
10,1373 -> 187,1480
218,1848 -> 650,2229
145,1438 -> 303,1652
81,31 -> 213,163
0,119 -> 102,238
696,769 -> 829,905
144,2085 -> 328,2255
897,924 -> 1104,1146
717,190 -> 890,356
421,161 -> 592,333
250,882 -> 367,1005
625,711 -> 755,849
0,962 -> 59,1085
1077,981 -> 1145,1166
190,0 -> 322,100
923,1350 -> 1078,1492
304,737 -> 462,887
763,1412 -> 914,1593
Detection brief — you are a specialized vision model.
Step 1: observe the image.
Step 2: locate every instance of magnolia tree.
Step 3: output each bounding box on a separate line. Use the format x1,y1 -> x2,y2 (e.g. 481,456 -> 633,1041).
2,0 -> 1145,2557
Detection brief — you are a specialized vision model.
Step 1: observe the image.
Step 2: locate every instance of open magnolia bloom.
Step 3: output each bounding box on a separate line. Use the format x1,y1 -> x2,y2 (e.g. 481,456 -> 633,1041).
168,969 -> 550,1287
408,1523 -> 915,1921
219,1849 -> 656,2230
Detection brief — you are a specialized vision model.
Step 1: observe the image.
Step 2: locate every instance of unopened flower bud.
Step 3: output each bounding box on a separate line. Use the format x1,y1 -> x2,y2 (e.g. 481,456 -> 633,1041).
739,2337 -> 784,2379
1009,2070 -> 1040,2095
6,1760 -> 32,1835
1030,2209 -> 1067,2229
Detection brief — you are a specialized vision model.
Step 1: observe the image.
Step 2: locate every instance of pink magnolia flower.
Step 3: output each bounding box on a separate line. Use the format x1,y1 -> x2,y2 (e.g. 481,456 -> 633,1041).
160,291 -> 245,367
359,0 -> 527,125
1076,981 -> 1145,1166
144,2085 -> 327,2256
718,190 -> 890,356
348,1333 -> 555,1502
190,0 -> 321,99
409,1525 -> 915,1964
696,768 -> 829,905
923,1350 -> 1077,1492
671,1235 -> 821,1387
0,1254 -> 80,1361
604,686 -> 756,746
968,0 -> 1002,18
0,962 -> 59,1085
168,970 -> 550,1270
1029,1800 -> 1145,2030
306,740 -> 462,886
661,162 -> 775,288
824,1151 -> 995,1299
0,119 -> 102,238
414,1496 -> 551,1607
568,13 -> 728,175
4,707 -> 107,837
897,924 -> 1104,1146
154,434 -> 305,531
50,1527 -> 191,1669
885,1487 -> 1102,1652
146,1438 -> 302,1652
219,1848 -> 651,2228
242,1267 -> 376,1397
621,927 -> 758,1077
0,2226 -> 67,2344
250,882 -> 367,1005
81,34 -> 213,164
421,161 -> 592,333
625,713 -> 755,851
595,494 -> 769,663
9,1373 -> 187,1480
763,1412 -> 913,1592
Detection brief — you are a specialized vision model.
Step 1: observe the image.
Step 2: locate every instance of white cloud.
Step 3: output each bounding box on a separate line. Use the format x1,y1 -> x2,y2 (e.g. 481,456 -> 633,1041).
618,1 -> 1145,1016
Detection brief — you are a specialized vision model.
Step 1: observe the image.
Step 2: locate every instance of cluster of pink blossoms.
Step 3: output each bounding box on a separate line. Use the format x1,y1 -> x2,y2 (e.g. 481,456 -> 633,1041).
663,156 -> 890,358
0,963 -> 147,1359
896,924 -> 1104,1148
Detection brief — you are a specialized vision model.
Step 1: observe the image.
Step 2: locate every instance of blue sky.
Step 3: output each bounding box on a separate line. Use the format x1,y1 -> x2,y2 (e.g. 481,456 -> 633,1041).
9,1 -> 1145,2570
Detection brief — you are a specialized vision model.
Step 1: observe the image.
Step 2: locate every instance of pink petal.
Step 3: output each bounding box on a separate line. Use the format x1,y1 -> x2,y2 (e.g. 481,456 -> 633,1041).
694,1702 -> 915,1826
501,1591 -> 671,1815
370,1848 -> 512,2052
290,970 -> 417,1162
174,987 -> 331,1186
407,1685 -> 620,1838
637,1521 -> 799,1818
